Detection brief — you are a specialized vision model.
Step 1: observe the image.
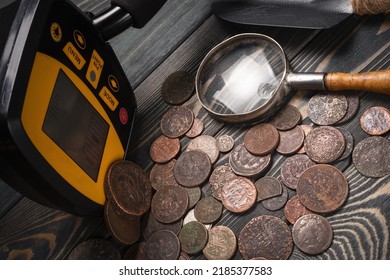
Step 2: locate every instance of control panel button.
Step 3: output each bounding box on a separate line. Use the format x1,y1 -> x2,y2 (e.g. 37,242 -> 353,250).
119,108 -> 129,125
108,75 -> 119,92
73,30 -> 86,49
99,86 -> 118,111
62,42 -> 86,70
50,22 -> 62,42
86,50 -> 104,89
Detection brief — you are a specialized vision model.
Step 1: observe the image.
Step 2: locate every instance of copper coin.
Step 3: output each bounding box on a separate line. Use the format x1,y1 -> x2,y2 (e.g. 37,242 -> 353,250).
254,176 -> 282,201
280,154 -> 316,190
149,159 -> 180,191
221,176 -> 257,213
359,106 -> 390,136
229,144 -> 271,177
203,226 -> 237,260
149,135 -> 180,163
185,118 -> 204,138
160,106 -> 194,138
261,185 -> 289,211
308,93 -> 348,125
144,230 -> 181,260
276,126 -> 305,155
352,136 -> 390,178
335,127 -> 354,162
292,214 -> 333,255
179,221 -> 208,255
151,185 -> 189,224
244,123 -> 280,156
284,196 -> 313,224
305,126 -> 346,163
335,94 -> 360,125
122,242 -> 146,260
161,70 -> 194,105
104,201 -> 141,245
194,196 -> 223,224
216,134 -> 235,153
141,211 -> 182,240
183,209 -> 212,230
174,150 -> 212,187
238,215 -> 293,260
68,239 -> 121,260
209,164 -> 237,201
270,104 -> 302,131
297,125 -> 313,154
186,135 -> 219,164
104,160 -> 152,219
185,186 -> 202,209
297,164 -> 349,213
179,252 -> 191,260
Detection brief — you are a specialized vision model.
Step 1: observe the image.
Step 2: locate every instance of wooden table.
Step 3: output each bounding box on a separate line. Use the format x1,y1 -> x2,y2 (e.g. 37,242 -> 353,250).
0,0 -> 389,260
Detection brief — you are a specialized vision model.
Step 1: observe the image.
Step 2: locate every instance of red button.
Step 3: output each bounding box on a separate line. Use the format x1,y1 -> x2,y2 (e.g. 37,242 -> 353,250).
119,108 -> 128,125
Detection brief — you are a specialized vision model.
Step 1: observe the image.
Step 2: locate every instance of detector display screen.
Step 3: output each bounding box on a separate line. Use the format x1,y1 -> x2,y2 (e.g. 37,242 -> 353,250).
43,70 -> 109,181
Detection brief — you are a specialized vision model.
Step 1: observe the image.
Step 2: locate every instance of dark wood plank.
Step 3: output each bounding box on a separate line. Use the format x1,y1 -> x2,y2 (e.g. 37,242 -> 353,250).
0,180 -> 22,219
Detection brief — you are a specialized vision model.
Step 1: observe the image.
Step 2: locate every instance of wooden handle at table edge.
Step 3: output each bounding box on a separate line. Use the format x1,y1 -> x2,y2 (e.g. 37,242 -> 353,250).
325,69 -> 390,95
352,0 -> 390,15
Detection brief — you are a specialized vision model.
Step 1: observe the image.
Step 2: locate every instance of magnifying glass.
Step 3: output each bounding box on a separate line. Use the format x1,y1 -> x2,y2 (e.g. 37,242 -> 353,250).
195,33 -> 390,124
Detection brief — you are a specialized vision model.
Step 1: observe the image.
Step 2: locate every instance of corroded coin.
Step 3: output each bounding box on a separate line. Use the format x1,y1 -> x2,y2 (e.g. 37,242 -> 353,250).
276,125 -> 305,155
179,221 -> 208,255
160,106 -> 194,138
292,214 -> 333,255
335,127 -> 354,162
221,176 -> 257,213
149,135 -> 180,163
141,211 -> 182,240
229,144 -> 271,177
352,136 -> 390,178
261,185 -> 289,211
238,215 -> 293,260
68,239 -> 121,260
216,134 -> 235,153
151,185 -> 189,223
185,118 -> 204,138
186,135 -> 219,164
122,241 -> 146,260
203,226 -> 237,260
280,154 -> 316,190
185,186 -> 202,209
179,252 -> 191,260
244,123 -> 280,156
254,176 -> 282,201
284,196 -> 313,225
104,160 -> 152,219
335,94 -> 360,125
174,150 -> 212,187
308,93 -> 348,125
183,209 -> 212,230
194,196 -> 223,224
144,230 -> 181,260
359,106 -> 390,136
149,159 -> 180,191
270,104 -> 302,131
209,164 -> 237,201
305,126 -> 346,163
297,164 -> 349,213
297,124 -> 313,154
161,70 -> 194,105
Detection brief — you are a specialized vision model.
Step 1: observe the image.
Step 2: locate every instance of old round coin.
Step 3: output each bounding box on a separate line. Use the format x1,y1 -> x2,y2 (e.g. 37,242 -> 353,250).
359,106 -> 390,136
352,136 -> 390,178
308,93 -> 348,125
280,154 -> 316,190
297,124 -> 313,154
297,164 -> 349,213
149,135 -> 180,163
183,209 -> 212,230
270,104 -> 302,131
292,214 -> 333,255
243,123 -> 280,156
261,185 -> 289,211
215,134 -> 235,153
335,127 -> 354,162
186,135 -> 219,164
141,211 -> 183,240
229,144 -> 271,177
194,196 -> 223,224
238,215 -> 293,260
68,239 -> 121,260
161,70 -> 194,105
185,118 -> 204,138
160,106 -> 194,138
185,186 -> 202,209
221,176 -> 257,213
276,125 -> 305,155
284,196 -> 313,225
203,226 -> 237,260
209,164 -> 237,201
254,176 -> 282,201
149,159 -> 180,191
179,221 -> 208,255
335,94 -> 360,125
144,230 -> 181,260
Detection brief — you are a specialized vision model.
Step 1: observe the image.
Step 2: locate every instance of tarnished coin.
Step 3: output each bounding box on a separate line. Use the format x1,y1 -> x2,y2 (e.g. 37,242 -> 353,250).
144,230 -> 181,260
308,93 -> 348,125
270,104 -> 302,131
261,185 -> 289,211
179,221 -> 208,255
221,176 -> 257,213
209,164 -> 237,201
185,186 -> 202,209
297,164 -> 349,213
284,196 -> 313,225
149,135 -> 180,163
104,160 -> 152,219
186,135 -> 219,164
352,136 -> 390,178
179,252 -> 191,260
335,94 -> 360,125
174,150 -> 212,187
292,214 -> 333,255
254,176 -> 282,201
68,239 -> 121,260
244,123 -> 280,156
149,159 -> 180,191
280,154 -> 316,190
229,144 -> 271,177
161,71 -> 194,105
160,106 -> 194,138
104,201 -> 141,245
238,215 -> 293,260
216,134 -> 235,153
335,127 -> 354,162
122,242 -> 146,260
305,126 -> 346,163
194,196 -> 223,224
141,211 -> 182,240
183,209 -> 212,230
185,118 -> 204,138
297,125 -> 313,154
359,106 -> 390,136
276,125 -> 305,155
203,226 -> 237,260
151,185 -> 189,224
